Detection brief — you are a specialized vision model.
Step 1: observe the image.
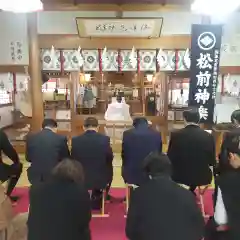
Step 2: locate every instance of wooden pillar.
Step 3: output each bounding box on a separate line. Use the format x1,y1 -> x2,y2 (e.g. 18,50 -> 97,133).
69,72 -> 79,136
27,13 -> 44,132
213,130 -> 224,159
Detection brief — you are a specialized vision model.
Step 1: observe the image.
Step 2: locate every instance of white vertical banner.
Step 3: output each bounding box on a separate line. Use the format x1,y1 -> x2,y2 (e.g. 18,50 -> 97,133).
9,41 -> 24,64
0,12 -> 29,65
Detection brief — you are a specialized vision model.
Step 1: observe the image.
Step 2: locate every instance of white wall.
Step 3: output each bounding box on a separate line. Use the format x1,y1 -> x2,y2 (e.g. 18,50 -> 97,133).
37,11 -> 240,36
123,11 -> 201,35
38,11 -> 117,34
0,12 -> 29,65
37,11 -> 202,35
218,14 -> 240,66
0,105 -> 14,128
0,11 -> 240,66
36,11 -> 240,66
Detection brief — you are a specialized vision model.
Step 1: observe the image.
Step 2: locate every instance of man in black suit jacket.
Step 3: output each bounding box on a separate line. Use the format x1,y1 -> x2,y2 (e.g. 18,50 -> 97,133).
167,108 -> 216,193
0,129 -> 22,202
122,117 -> 162,186
26,119 -> 70,185
71,117 -> 113,207
126,152 -> 204,240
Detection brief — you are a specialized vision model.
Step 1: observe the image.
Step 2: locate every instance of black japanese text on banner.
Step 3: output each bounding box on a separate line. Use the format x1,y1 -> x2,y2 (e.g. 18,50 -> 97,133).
188,24 -> 222,123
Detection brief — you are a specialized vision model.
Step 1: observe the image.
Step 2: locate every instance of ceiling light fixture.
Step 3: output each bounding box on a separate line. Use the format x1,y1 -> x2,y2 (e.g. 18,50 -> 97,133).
0,0 -> 43,13
191,0 -> 240,17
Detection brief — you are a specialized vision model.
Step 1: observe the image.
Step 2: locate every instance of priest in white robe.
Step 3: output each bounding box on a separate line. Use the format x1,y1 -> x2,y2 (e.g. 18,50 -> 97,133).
105,96 -> 132,122
104,96 -> 132,142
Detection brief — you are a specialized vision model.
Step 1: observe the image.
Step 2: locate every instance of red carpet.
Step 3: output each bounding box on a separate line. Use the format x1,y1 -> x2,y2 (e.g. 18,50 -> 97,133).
12,187 -> 214,240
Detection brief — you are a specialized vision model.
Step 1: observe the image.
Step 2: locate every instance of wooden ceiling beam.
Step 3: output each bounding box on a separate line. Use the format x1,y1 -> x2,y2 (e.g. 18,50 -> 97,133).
0,65 -> 26,73
43,3 -> 188,11
38,34 -> 191,49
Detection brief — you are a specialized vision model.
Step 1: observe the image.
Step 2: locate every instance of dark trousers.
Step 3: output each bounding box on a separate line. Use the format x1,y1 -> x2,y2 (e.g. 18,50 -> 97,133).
27,168 -> 51,186
91,181 -> 112,209
0,163 -> 22,196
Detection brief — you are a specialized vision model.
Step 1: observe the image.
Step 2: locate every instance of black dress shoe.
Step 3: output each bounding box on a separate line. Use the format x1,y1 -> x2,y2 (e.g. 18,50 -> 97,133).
91,196 -> 102,210
9,196 -> 20,202
105,194 -> 112,201
91,201 -> 101,210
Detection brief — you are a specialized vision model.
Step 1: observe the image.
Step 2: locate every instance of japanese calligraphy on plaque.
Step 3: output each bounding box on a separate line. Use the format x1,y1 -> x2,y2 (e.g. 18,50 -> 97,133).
188,24 -> 222,123
10,41 -> 23,63
76,18 -> 163,38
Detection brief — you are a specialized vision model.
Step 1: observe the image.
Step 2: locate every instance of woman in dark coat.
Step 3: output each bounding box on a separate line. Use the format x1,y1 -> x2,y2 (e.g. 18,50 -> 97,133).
27,159 -> 91,240
206,134 -> 240,240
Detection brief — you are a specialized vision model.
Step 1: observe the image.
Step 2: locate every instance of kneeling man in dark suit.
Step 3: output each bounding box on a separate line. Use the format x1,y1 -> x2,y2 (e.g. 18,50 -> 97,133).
71,117 -> 113,209
0,129 -> 22,202
167,108 -> 216,193
122,117 -> 162,186
26,119 -> 70,185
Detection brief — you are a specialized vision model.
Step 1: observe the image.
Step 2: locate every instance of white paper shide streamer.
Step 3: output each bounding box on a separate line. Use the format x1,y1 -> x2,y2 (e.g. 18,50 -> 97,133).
129,46 -> 137,68
101,46 -> 108,69
184,48 -> 191,69
157,49 -> 166,68
50,46 -> 55,68
77,46 -> 84,68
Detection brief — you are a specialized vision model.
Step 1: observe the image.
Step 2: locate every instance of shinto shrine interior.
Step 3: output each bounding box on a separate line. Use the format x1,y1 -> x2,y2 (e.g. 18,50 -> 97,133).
0,1 -> 239,156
